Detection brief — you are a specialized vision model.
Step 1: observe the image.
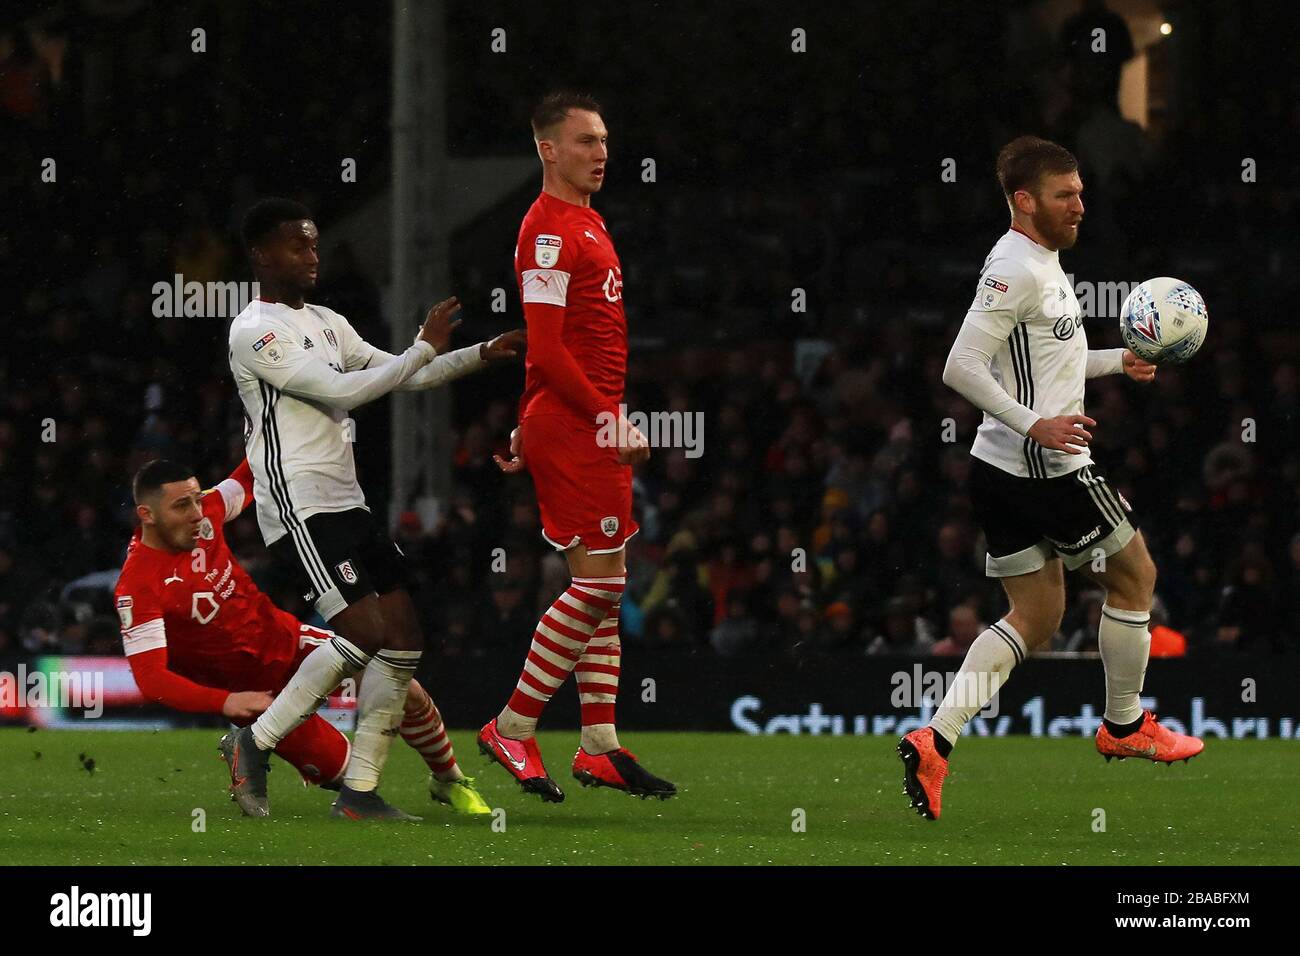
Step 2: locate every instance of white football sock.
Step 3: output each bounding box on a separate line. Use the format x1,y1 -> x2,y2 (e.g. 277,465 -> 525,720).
345,650 -> 421,792
495,706 -> 538,740
581,723 -> 620,754
250,638 -> 369,751
929,620 -> 1026,747
1098,603 -> 1151,726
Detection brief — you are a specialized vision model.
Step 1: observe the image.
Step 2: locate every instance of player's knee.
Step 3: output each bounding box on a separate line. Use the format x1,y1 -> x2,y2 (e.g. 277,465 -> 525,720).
1048,599 -> 1065,639
387,623 -> 423,652
1111,554 -> 1157,608
1140,555 -> 1158,600
333,611 -> 385,656
1006,606 -> 1056,647
1041,601 -> 1065,645
404,618 -> 425,648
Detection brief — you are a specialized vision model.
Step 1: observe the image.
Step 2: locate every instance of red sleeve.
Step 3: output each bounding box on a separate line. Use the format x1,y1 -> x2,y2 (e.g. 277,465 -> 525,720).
523,301 -> 621,422
127,647 -> 231,714
204,457 -> 255,523
228,458 -> 255,502
116,563 -> 167,656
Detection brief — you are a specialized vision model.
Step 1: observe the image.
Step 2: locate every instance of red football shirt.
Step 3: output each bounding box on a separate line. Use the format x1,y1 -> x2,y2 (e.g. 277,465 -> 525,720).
514,190 -> 628,424
114,484 -> 301,694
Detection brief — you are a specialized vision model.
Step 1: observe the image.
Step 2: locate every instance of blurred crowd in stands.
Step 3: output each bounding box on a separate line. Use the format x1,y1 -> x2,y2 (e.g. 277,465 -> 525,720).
2,1 -> 1298,666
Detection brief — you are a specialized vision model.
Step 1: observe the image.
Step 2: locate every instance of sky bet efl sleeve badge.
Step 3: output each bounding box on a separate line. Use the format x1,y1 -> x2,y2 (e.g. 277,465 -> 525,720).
535,234 -> 562,268
979,275 -> 1009,310
116,595 -> 133,629
252,330 -> 285,364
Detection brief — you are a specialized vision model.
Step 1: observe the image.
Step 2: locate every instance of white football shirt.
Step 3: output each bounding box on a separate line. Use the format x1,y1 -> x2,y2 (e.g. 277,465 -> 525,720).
228,299 -> 484,545
964,228 -> 1090,479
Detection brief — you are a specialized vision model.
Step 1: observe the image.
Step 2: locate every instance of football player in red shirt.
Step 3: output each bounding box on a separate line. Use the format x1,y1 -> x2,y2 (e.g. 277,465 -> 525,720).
115,458 -> 491,817
478,92 -> 676,802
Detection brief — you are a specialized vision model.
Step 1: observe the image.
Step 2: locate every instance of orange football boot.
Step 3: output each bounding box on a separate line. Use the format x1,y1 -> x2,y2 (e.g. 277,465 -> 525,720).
897,727 -> 949,820
1096,711 -> 1204,764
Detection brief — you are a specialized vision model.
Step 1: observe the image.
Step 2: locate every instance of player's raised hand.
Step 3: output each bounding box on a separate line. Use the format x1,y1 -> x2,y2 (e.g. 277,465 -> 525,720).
1027,414 -> 1095,454
494,426 -> 526,474
418,296 -> 463,353
617,416 -> 651,465
1122,349 -> 1157,382
480,328 -> 526,362
222,690 -> 275,721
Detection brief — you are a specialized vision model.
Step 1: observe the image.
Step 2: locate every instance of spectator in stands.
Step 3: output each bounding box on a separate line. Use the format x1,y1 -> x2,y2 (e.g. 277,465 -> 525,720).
931,604 -> 984,657
866,597 -> 933,656
1215,545 -> 1280,653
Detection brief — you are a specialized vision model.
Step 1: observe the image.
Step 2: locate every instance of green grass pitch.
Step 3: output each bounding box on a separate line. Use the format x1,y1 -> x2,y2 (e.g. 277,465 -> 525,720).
1,728 -> 1295,865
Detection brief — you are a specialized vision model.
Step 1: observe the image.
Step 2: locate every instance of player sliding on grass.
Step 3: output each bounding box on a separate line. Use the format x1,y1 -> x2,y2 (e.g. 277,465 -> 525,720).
115,458 -> 491,816
223,198 -> 524,819
897,136 -> 1203,821
479,93 -> 676,802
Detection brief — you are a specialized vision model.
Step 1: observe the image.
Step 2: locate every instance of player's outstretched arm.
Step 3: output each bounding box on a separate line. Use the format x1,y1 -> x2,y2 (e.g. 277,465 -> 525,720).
1085,347 -> 1128,378
389,327 -> 523,391
231,315 -> 437,412
1118,349 -> 1156,382
210,457 -> 255,523
127,646 -> 270,717
336,303 -> 522,391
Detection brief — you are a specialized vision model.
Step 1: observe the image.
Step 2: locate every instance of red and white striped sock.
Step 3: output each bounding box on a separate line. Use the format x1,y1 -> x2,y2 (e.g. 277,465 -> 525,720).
497,575 -> 626,739
401,682 -> 462,782
578,605 -> 622,754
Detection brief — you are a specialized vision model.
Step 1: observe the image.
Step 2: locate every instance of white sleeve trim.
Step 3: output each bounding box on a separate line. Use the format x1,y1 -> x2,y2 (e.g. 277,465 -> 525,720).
214,478 -> 246,522
521,269 -> 570,307
122,618 -> 168,657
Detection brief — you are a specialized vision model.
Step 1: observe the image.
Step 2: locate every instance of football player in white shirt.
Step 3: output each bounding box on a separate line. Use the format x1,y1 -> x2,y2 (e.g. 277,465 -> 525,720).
223,198 -> 524,819
898,137 -> 1203,821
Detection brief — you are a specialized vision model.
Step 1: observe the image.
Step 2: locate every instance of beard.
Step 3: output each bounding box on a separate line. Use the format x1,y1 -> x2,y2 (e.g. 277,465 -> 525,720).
1032,208 -> 1080,249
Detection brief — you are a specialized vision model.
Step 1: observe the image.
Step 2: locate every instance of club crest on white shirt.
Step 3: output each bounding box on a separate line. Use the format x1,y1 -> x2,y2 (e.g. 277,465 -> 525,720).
535,234 -> 562,268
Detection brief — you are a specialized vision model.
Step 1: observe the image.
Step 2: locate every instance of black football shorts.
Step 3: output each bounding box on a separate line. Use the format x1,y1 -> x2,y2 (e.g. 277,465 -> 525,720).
970,457 -> 1139,577
267,507 -> 415,621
